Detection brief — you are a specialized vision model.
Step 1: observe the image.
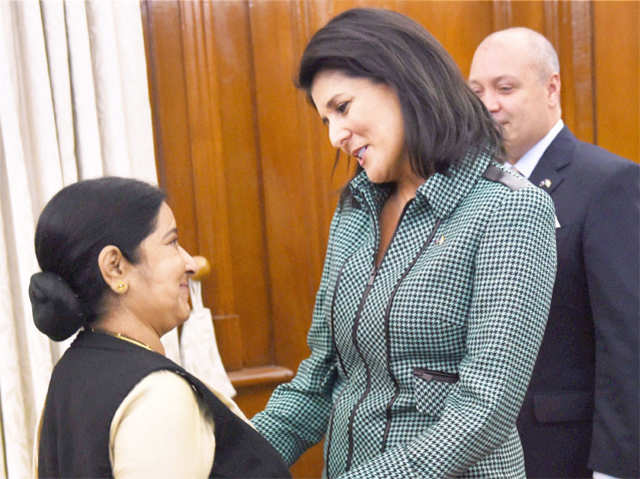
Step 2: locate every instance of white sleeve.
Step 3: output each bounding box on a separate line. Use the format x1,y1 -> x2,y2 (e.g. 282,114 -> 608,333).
593,472 -> 622,479
109,370 -> 215,479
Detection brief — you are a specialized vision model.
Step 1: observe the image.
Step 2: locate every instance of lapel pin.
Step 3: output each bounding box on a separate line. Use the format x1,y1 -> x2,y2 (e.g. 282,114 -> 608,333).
435,235 -> 445,245
539,179 -> 552,189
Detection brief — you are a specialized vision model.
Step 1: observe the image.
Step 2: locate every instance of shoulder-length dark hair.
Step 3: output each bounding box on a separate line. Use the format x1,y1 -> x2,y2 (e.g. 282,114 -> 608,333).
298,8 -> 503,181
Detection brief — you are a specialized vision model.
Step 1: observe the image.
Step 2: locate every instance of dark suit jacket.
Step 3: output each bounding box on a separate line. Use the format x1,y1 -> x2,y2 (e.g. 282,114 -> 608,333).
518,126 -> 639,478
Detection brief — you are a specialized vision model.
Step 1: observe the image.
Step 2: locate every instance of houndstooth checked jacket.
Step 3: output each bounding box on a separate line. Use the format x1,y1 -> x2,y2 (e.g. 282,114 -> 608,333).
253,151 -> 557,478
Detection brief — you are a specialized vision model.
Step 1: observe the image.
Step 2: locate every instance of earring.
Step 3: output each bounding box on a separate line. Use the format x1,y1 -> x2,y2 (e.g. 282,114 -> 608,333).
115,281 -> 128,294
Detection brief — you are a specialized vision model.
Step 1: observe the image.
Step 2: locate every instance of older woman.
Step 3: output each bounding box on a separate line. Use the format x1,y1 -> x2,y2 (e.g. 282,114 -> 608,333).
31,177 -> 290,478
252,8 -> 557,478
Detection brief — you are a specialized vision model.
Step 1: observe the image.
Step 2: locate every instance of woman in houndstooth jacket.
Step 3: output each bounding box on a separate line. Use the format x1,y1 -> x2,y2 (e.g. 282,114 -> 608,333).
253,8 -> 557,478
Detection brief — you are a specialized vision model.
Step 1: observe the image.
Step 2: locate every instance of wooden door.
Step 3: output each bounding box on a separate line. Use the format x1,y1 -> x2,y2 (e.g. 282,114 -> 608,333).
141,2 -> 638,477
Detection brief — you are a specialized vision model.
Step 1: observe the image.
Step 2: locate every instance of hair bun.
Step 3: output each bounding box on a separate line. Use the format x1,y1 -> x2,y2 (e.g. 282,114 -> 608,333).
29,272 -> 86,341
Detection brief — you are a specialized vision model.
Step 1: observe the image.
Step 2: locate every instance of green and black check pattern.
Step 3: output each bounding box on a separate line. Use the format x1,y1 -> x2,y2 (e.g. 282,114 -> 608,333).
253,151 -> 557,478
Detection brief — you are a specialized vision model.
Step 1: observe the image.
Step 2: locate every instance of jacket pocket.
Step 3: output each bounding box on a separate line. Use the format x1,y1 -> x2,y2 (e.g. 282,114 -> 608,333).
533,390 -> 593,423
412,367 -> 459,418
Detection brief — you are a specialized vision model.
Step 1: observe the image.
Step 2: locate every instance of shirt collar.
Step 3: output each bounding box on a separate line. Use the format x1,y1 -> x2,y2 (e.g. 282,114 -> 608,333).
512,119 -> 564,178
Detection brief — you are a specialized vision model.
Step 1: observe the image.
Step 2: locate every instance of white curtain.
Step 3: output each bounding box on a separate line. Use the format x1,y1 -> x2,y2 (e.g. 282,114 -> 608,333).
0,1 -> 156,477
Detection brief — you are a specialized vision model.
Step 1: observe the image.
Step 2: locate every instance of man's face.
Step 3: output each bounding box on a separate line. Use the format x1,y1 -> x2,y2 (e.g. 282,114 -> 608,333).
469,36 -> 559,163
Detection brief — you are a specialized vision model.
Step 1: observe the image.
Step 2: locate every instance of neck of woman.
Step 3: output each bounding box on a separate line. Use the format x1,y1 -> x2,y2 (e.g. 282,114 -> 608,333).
393,172 -> 426,205
90,313 -> 165,355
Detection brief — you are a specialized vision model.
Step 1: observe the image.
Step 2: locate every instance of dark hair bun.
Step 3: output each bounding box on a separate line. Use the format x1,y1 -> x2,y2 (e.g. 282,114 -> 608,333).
29,272 -> 86,341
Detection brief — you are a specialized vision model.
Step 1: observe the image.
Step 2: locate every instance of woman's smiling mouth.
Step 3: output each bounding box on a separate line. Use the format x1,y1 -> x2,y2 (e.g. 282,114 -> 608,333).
353,145 -> 368,165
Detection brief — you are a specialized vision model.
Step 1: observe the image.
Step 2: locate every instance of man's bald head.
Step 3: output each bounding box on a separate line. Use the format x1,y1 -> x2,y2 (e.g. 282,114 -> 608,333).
479,27 -> 560,81
469,28 -> 562,163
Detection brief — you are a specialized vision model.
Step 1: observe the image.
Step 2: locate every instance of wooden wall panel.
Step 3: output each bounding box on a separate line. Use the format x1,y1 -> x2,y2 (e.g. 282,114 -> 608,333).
142,2 -> 639,477
249,2 -> 327,370
493,0 -> 545,32
397,1 -> 494,77
556,1 -> 595,144
593,1 -> 639,162
179,1 -> 252,370
141,1 -> 198,253
207,2 -> 275,367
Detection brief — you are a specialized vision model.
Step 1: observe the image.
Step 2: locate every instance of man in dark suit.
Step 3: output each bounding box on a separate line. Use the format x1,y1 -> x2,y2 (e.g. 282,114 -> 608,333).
469,27 -> 639,479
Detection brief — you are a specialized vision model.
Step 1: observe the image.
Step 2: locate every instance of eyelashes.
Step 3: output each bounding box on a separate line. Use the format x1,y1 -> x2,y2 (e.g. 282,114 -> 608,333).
320,99 -> 351,126
336,101 -> 350,114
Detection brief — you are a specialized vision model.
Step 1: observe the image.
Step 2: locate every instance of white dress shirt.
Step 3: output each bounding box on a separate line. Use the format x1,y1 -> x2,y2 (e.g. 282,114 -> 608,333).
511,119 -> 564,178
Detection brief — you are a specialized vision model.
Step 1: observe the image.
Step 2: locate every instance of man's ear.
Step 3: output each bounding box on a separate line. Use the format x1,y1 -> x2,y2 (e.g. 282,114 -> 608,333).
98,245 -> 131,293
547,73 -> 561,108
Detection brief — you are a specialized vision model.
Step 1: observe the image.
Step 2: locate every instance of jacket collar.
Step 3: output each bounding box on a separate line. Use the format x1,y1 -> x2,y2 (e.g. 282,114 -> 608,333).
529,126 -> 575,194
348,150 -> 493,219
418,150 -> 493,219
348,171 -> 392,213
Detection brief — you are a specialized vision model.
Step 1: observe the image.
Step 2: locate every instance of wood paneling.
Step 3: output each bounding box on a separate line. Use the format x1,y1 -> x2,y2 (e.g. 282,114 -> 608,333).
141,0 -> 198,252
207,2 -> 275,367
593,1 -> 639,162
558,1 -> 595,144
142,2 -> 639,477
250,1 -> 328,371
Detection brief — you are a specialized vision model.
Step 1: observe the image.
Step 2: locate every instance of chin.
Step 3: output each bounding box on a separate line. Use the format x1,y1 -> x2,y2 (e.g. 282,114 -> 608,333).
177,309 -> 191,324
364,169 -> 387,184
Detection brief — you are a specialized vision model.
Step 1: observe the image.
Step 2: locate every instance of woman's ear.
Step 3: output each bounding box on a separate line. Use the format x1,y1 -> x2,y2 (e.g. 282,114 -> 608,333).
98,245 -> 130,294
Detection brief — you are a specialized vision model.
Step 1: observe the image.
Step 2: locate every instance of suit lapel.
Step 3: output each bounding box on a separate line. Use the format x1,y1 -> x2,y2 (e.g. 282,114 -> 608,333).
529,126 -> 576,195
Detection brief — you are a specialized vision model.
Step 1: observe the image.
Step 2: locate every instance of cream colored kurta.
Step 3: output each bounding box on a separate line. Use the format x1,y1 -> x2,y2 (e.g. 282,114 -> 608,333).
34,369 -> 248,478
109,370 -> 248,479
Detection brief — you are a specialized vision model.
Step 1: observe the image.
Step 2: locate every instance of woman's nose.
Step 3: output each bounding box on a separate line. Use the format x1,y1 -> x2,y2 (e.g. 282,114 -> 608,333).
180,247 -> 198,274
328,120 -> 350,150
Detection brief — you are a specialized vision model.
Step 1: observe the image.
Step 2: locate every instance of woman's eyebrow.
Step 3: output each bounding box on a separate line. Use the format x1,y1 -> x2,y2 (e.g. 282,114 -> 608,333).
162,227 -> 178,240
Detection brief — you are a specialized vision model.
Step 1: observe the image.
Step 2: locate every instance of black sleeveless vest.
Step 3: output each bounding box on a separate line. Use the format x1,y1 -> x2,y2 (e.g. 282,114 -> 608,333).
38,330 -> 291,478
